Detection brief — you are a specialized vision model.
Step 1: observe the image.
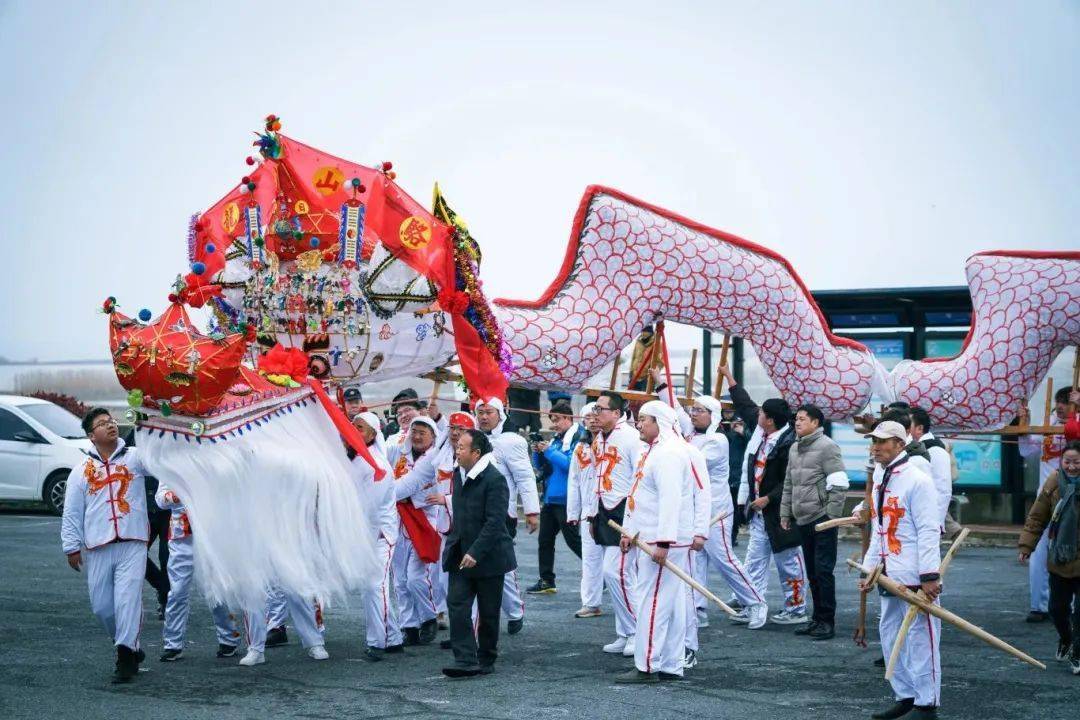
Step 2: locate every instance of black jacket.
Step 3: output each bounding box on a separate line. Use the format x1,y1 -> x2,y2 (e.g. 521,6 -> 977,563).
730,383 -> 802,552
442,459 -> 518,578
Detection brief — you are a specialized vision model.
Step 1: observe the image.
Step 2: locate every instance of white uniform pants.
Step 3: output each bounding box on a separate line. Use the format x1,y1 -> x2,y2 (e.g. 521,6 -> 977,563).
162,539 -> 241,650
705,513 -> 765,607
502,569 -> 525,621
85,540 -> 146,649
580,524 -> 605,608
684,550 -> 700,651
393,534 -> 439,628
690,548 -> 707,612
266,588 -> 288,630
880,592 -> 941,707
365,537 -> 403,649
1029,529 -> 1050,612
634,546 -> 688,676
744,513 -> 807,613
245,590 -> 323,652
603,545 -> 638,638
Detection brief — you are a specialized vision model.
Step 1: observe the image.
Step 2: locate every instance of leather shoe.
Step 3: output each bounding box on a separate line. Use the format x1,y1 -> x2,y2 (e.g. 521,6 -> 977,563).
507,618 -> 524,635
871,698 -> 915,719
443,665 -> 482,678
614,669 -> 659,684
418,618 -> 438,644
478,664 -> 495,675
402,627 -> 421,646
794,621 -> 820,636
809,622 -> 835,640
910,706 -> 938,719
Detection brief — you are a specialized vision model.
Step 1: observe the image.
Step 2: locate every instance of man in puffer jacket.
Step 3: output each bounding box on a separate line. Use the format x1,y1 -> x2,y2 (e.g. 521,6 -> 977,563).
780,404 -> 849,640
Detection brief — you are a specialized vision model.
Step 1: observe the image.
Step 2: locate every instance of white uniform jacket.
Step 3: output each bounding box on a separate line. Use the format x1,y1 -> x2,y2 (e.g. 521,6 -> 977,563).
624,438 -> 694,546
487,422 -> 541,519
61,438 -> 149,554
154,483 -> 191,541
920,432 -> 953,529
566,439 -> 595,522
351,447 -> 398,544
592,420 -> 644,514
862,451 -> 941,588
685,443 -> 713,538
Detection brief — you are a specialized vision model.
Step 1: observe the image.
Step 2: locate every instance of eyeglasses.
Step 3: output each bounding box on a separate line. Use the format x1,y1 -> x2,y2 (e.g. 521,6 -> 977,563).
91,418 -> 118,431
688,406 -> 709,415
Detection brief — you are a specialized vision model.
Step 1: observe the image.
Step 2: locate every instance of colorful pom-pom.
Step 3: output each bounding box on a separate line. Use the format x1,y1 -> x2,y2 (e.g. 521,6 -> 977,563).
245,156 -> 255,166
387,171 -> 397,180
309,237 -> 320,248
351,177 -> 361,188
168,293 -> 179,303
160,401 -> 172,417
192,261 -> 206,276
239,185 -> 250,194
246,182 -> 256,191
205,243 -> 216,254
138,308 -> 152,322
382,161 -> 393,171
241,176 -> 251,184
127,389 -> 144,408
254,237 -> 264,248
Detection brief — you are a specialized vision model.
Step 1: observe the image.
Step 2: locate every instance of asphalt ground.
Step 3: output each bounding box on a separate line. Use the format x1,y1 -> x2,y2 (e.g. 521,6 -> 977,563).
0,509 -> 1074,720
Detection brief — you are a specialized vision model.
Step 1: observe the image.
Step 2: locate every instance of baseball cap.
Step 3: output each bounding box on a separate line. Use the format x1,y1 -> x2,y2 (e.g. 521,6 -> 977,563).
343,387 -> 362,401
866,420 -> 907,442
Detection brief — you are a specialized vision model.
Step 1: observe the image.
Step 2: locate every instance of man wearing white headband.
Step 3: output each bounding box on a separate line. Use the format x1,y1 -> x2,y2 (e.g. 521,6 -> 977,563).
351,412 -> 403,662
567,402 -> 605,618
615,401 -> 695,683
391,415 -> 443,646
652,369 -> 768,638
474,397 -> 540,636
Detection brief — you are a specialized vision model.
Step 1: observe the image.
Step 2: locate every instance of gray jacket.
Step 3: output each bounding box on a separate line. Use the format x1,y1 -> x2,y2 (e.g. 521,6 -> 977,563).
780,428 -> 849,526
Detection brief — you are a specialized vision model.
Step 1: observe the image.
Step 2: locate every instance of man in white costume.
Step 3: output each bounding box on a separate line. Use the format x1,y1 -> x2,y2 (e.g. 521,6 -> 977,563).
566,402 -> 605,618
61,408 -> 150,683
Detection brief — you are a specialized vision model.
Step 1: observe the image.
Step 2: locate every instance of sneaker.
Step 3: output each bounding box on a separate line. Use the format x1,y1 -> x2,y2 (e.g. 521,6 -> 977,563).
265,626 -> 288,647
1069,651 -> 1080,676
574,606 -> 602,618
402,627 -> 421,646
747,603 -> 768,630
216,644 -> 239,658
602,636 -> 628,654
418,618 -> 439,644
769,609 -> 808,625
696,608 -> 710,628
112,645 -> 138,683
437,612 -> 448,630
307,645 -> 329,661
526,579 -> 557,594
682,648 -> 698,669
622,634 -> 636,657
1025,610 -> 1049,623
364,646 -> 384,662
726,595 -> 745,612
159,648 -> 183,662
1056,639 -> 1071,662
384,643 -> 405,654
729,608 -> 751,625
239,649 -> 265,666
614,669 -> 659,684
507,618 -> 524,635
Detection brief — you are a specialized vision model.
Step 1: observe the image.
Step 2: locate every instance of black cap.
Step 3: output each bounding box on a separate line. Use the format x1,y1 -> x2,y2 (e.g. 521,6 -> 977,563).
343,387 -> 362,401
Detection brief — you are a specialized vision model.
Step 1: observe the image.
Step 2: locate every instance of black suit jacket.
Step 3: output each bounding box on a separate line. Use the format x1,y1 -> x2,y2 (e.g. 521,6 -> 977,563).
442,460 -> 517,578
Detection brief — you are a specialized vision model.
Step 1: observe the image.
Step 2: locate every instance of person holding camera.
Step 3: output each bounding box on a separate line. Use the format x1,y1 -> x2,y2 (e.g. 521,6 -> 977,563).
527,401 -> 586,594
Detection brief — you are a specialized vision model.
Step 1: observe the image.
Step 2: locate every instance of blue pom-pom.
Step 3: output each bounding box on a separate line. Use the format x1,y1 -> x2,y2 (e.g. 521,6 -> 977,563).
351,177 -> 361,188
138,308 -> 152,322
192,261 -> 206,275
309,237 -> 320,248
205,243 -> 216,254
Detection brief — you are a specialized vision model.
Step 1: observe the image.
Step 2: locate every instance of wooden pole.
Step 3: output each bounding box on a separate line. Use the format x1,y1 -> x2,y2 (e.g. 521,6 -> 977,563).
1044,377 -> 1054,426
1072,347 -> 1080,412
608,519 -> 738,617
853,467 -> 875,648
686,348 -> 698,400
608,353 -> 622,391
885,528 -> 971,680
713,333 -> 731,400
815,516 -> 862,532
846,558 -> 1046,670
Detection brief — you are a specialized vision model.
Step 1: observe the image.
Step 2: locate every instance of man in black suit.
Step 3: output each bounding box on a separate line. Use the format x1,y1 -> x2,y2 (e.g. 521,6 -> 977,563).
442,429 -> 517,678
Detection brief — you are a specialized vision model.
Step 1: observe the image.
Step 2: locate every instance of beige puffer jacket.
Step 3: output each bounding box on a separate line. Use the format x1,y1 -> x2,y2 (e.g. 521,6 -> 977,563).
781,428 -> 849,526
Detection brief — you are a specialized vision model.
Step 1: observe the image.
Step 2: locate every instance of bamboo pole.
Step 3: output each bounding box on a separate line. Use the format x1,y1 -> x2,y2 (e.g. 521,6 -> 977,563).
608,353 -> 622,391
1044,377 -> 1054,426
846,558 -> 1046,670
815,516 -> 862,532
885,528 -> 971,680
608,519 -> 738,617
852,468 -> 875,648
713,333 -> 731,400
686,348 -> 698,401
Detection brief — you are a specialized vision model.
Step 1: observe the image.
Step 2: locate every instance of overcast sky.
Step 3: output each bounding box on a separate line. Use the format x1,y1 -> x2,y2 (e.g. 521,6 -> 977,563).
1,1 -> 1077,362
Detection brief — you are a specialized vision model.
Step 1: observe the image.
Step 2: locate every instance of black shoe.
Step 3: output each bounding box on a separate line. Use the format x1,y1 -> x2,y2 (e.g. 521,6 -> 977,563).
159,648 -> 183,662
809,622 -> 835,640
526,579 -> 557,594
157,601 -> 166,621
794,621 -> 821,636
384,643 -> 405,654
478,664 -> 495,675
1025,610 -> 1049,623
265,626 -> 288,647
440,639 -> 453,650
910,706 -> 938,720
135,648 -> 145,664
614,669 -> 659,684
363,646 -> 384,662
874,656 -> 886,667
418,618 -> 438,644
658,671 -> 683,681
871,698 -> 915,719
216,644 -> 239,658
112,645 -> 138,683
402,627 -> 421,646
1069,649 -> 1080,676
507,618 -> 524,635
443,665 -> 482,678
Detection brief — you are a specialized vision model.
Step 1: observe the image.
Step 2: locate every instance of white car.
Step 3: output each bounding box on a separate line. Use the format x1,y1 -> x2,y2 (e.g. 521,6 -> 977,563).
0,395 -> 92,514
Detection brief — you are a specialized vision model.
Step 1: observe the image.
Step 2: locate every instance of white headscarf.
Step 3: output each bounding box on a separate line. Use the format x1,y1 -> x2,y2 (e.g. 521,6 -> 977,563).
403,415 -> 440,457
474,397 -> 507,434
355,411 -> 386,458
693,395 -> 725,434
639,400 -> 680,443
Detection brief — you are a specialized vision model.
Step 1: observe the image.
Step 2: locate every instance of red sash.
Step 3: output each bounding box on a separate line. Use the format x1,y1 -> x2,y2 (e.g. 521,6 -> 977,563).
396,501 -> 441,563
